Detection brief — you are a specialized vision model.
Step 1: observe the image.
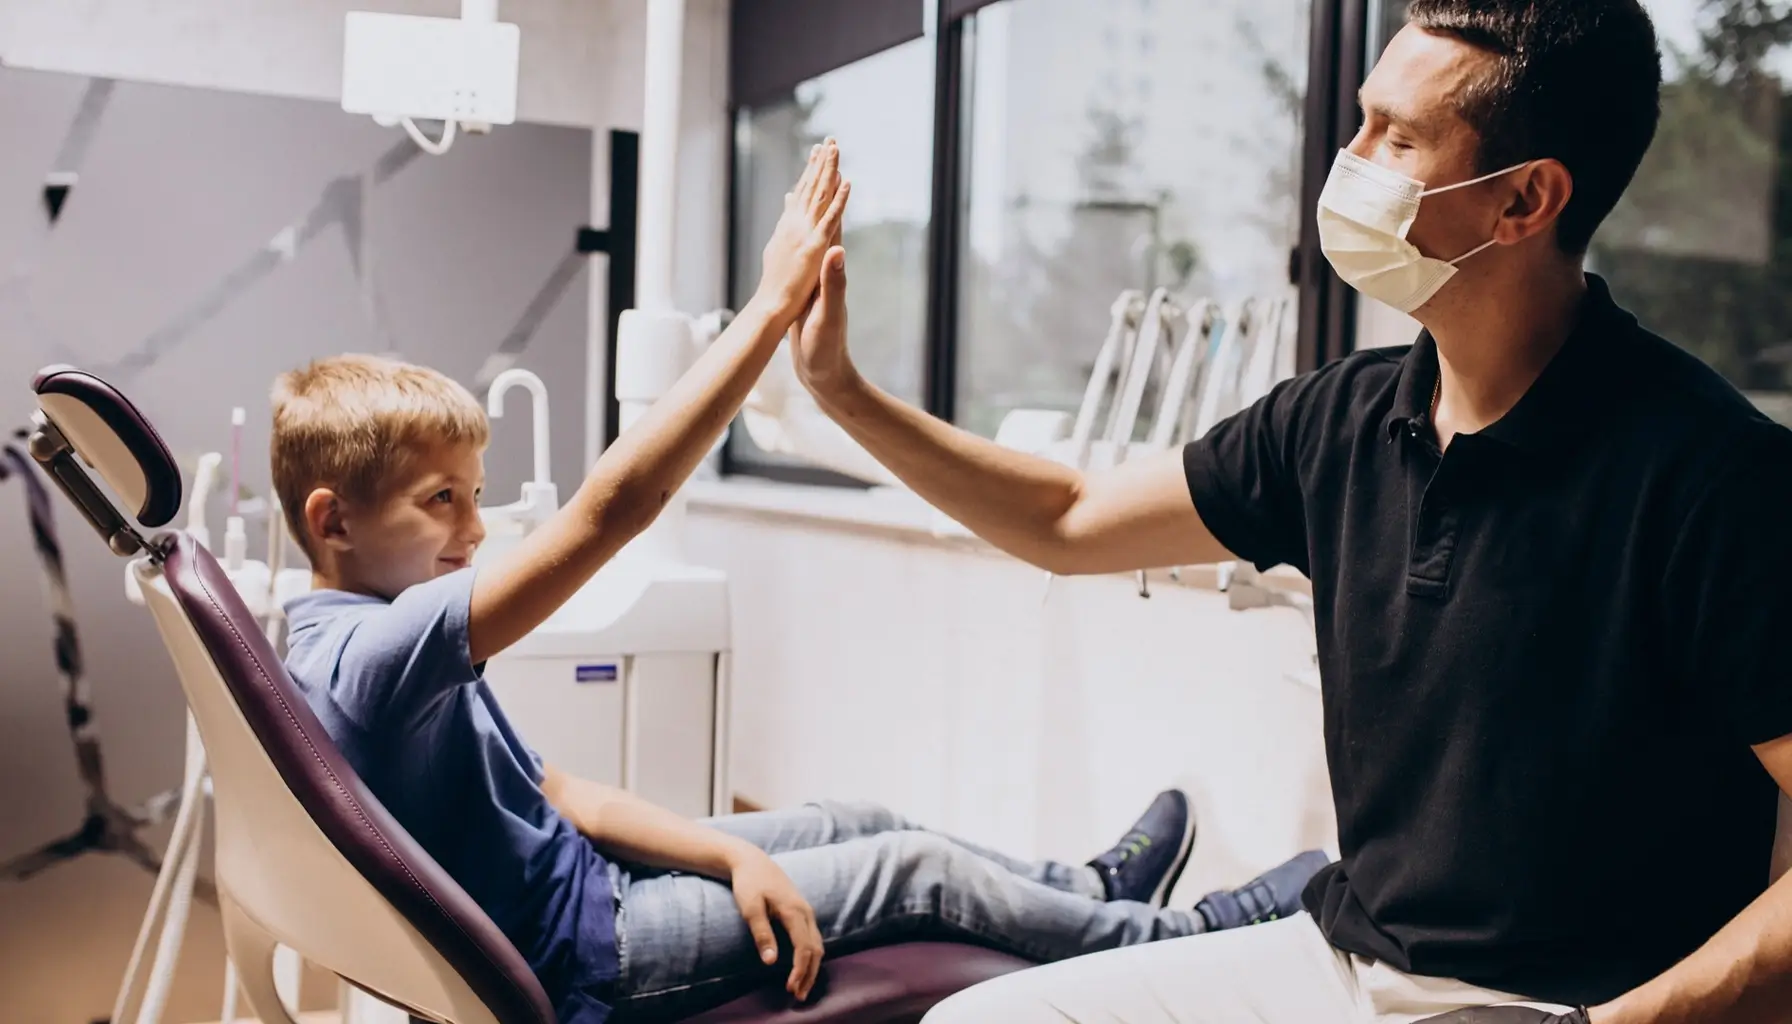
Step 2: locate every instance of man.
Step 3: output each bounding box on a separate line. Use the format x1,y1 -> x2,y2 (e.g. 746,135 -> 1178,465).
780,2 -> 1792,1021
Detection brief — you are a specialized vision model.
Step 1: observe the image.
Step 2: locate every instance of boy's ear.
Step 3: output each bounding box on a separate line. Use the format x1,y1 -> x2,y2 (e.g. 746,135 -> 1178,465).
303,487 -> 353,552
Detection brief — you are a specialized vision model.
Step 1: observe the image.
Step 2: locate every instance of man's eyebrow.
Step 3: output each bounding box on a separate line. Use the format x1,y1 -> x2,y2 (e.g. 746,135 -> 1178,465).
1359,89 -> 1444,140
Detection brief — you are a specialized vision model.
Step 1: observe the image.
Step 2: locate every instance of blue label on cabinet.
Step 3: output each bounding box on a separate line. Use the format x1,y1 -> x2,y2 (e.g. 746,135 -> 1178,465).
575,663 -> 619,683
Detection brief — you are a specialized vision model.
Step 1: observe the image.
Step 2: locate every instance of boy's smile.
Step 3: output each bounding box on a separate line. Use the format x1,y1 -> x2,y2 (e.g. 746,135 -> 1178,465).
317,441 -> 487,599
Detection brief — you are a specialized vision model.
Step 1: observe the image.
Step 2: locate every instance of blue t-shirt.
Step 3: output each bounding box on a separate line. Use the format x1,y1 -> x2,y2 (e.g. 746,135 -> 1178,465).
284,570 -> 618,1024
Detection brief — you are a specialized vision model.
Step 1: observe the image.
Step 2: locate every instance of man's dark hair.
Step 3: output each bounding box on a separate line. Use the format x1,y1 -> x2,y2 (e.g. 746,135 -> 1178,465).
1405,0 -> 1663,254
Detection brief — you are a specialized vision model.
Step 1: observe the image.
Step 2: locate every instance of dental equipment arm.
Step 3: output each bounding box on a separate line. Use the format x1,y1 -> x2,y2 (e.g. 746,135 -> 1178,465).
465,142 -> 849,664
800,334 -> 1234,577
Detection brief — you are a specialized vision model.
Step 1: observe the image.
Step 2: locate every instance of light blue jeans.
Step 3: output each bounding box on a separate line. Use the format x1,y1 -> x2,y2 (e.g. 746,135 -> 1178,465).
603,800 -> 1203,1020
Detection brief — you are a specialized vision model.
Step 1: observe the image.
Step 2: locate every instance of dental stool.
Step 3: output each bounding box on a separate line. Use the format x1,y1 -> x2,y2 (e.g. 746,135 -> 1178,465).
26,366 -> 1032,1024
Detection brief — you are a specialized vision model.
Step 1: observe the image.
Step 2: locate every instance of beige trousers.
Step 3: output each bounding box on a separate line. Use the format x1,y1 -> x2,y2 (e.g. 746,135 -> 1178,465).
921,914 -> 1576,1024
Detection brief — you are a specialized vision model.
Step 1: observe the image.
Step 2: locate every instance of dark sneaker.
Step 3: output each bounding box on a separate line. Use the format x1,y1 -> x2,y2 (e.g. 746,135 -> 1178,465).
1194,849 -> 1331,931
1088,789 -> 1196,907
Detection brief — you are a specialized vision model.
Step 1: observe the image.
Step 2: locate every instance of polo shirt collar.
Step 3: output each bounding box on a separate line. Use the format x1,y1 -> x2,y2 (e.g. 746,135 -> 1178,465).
1381,273 -> 1627,452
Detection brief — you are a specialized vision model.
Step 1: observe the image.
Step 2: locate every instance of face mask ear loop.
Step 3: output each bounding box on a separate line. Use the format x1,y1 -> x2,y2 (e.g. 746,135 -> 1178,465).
1448,236 -> 1500,266
1419,160 -> 1533,198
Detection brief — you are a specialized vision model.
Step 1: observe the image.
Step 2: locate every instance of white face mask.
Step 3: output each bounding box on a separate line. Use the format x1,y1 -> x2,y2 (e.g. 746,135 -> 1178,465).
1317,149 -> 1529,314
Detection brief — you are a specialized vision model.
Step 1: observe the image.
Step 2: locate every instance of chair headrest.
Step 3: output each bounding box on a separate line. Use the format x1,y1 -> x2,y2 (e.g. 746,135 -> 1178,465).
32,365 -> 183,527
28,366 -> 183,555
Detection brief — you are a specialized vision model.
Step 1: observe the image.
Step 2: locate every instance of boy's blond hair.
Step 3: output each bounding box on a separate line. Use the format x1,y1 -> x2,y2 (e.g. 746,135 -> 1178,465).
271,354 -> 489,558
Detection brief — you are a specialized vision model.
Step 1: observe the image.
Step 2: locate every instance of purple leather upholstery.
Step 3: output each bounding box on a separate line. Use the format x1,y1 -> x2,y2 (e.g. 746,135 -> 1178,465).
32,364 -> 183,527
161,533 -> 557,1024
684,944 -> 1032,1024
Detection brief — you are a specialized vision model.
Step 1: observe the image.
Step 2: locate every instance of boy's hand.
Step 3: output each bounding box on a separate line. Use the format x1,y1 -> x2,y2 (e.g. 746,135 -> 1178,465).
729,848 -> 825,1001
756,139 -> 851,321
790,244 -> 856,396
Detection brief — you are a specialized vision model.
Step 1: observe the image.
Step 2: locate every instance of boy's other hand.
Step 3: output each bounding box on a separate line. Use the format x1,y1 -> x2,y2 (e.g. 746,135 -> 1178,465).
756,139 -> 851,322
791,244 -> 856,397
729,847 -> 825,1001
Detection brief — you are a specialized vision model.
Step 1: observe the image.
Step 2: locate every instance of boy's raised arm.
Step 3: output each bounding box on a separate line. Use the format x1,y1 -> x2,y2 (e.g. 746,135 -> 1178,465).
467,141 -> 850,664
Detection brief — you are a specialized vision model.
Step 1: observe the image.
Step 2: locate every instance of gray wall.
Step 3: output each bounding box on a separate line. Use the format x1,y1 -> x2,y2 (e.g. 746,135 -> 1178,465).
0,65 -> 591,1021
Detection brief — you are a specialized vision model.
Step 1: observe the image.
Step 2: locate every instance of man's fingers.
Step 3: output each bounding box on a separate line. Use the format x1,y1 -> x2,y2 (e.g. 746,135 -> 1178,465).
817,179 -> 851,237
743,901 -> 779,965
817,247 -> 846,311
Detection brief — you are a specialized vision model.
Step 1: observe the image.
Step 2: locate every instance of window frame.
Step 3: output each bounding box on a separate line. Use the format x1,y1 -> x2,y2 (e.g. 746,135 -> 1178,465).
721,0 -> 1373,483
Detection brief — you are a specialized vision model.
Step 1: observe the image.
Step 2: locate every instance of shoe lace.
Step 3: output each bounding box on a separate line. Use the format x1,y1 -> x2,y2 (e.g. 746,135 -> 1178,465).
1096,832 -> 1154,873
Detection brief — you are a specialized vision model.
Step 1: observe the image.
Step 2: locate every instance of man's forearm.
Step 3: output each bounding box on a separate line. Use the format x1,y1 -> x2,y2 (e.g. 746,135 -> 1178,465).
543,769 -> 753,880
811,370 -> 1087,571
1594,871 -> 1792,1024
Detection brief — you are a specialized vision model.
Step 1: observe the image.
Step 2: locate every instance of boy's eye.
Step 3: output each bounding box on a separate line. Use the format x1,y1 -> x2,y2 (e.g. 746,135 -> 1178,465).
432,488 -> 453,504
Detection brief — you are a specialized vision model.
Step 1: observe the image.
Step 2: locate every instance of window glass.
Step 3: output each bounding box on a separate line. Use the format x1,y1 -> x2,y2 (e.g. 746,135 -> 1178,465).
955,0 -> 1311,437
728,38 -> 935,469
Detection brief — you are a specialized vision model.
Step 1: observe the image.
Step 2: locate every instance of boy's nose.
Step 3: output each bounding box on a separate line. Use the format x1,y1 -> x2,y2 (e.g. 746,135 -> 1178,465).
461,505 -> 487,545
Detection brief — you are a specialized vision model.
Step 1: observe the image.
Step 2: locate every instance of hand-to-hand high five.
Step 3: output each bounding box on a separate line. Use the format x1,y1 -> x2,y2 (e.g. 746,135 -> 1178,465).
757,139 -> 851,323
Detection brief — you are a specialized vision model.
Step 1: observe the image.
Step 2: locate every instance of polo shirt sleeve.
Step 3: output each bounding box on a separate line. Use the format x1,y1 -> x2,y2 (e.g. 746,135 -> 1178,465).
332,568 -> 480,728
1181,373 -> 1316,575
1665,421 -> 1792,747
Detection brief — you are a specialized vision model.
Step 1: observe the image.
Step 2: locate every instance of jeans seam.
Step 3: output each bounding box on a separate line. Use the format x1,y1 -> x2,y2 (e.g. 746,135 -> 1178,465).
825,897 -> 1060,965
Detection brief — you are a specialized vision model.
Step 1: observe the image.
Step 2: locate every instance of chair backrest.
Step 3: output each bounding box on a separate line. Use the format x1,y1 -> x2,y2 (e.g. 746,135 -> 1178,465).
27,366 -> 556,1024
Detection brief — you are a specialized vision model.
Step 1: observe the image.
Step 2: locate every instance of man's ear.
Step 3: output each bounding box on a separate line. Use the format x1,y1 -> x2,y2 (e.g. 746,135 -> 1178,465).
303,487 -> 352,553
1498,159 -> 1574,246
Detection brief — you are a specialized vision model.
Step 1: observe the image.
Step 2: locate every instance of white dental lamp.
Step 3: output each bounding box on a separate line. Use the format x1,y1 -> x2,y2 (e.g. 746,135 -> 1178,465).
340,0 -> 520,156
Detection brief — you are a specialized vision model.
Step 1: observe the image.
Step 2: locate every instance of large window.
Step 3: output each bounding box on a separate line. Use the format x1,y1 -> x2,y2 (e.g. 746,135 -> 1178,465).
728,38 -> 935,472
1594,0 -> 1792,423
955,0 -> 1310,437
723,0 -> 1316,477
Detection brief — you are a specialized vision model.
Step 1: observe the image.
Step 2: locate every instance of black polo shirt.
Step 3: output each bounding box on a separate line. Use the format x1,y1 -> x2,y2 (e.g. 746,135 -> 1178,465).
1184,275 -> 1792,1007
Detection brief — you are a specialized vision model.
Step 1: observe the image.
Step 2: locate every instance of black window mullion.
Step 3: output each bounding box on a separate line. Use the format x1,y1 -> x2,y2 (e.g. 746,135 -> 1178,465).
922,10 -> 967,422
1294,0 -> 1371,371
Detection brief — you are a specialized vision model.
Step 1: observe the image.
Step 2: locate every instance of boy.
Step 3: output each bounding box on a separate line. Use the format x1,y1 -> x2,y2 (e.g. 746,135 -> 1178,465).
274,141 -> 1327,1023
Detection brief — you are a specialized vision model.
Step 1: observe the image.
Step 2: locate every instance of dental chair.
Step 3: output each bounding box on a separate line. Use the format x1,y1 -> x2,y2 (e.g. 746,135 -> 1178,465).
26,365 -> 1032,1024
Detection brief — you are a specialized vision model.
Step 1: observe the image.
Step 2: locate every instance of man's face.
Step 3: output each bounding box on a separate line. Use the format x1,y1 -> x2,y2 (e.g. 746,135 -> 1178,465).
333,441 -> 487,599
1349,25 -> 1511,268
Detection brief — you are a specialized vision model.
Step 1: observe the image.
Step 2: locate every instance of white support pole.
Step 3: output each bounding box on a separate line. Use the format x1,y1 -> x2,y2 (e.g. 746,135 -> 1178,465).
637,0 -> 686,315
611,0 -> 696,565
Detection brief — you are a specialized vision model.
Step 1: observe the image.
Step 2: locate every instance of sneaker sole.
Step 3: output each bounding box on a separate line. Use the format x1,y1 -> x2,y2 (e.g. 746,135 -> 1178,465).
1148,797 -> 1198,908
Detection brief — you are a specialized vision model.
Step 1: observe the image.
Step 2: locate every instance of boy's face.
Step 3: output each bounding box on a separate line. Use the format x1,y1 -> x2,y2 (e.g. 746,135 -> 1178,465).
321,441 -> 487,599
